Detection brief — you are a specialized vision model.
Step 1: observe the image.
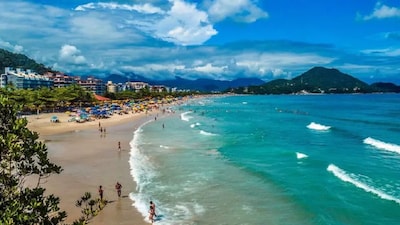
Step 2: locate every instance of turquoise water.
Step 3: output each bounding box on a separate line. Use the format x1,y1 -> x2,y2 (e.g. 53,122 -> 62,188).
129,94 -> 400,225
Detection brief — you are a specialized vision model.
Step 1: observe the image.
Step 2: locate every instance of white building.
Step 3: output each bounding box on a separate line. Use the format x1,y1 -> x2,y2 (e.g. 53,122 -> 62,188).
1,67 -> 53,89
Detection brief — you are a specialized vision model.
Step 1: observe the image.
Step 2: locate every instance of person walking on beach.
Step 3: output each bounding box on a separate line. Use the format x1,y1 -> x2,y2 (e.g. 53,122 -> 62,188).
150,201 -> 157,217
149,205 -> 155,224
115,182 -> 122,197
118,141 -> 121,151
98,185 -> 104,201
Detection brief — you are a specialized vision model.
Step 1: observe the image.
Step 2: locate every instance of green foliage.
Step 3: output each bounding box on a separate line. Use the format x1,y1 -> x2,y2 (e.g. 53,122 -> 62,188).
229,67 -> 397,94
0,85 -> 95,113
74,192 -> 107,223
0,49 -> 54,75
0,96 -> 66,224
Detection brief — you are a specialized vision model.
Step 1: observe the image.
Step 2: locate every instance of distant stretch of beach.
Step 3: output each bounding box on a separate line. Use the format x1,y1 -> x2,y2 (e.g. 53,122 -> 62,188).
26,102 -> 182,224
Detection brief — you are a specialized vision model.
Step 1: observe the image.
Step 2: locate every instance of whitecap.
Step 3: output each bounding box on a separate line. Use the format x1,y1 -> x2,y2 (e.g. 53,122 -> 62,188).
296,152 -> 308,159
363,137 -> 400,155
307,122 -> 331,131
327,164 -> 400,205
180,111 -> 193,122
200,130 -> 217,136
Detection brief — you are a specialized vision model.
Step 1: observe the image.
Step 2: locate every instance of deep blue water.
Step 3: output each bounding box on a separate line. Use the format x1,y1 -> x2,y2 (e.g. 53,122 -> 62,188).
129,94 -> 400,225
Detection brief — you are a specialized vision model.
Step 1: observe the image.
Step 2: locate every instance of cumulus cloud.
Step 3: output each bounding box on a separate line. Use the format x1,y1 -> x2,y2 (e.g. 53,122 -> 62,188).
75,0 -> 217,46
59,44 -> 87,64
193,63 -> 227,73
151,0 -> 217,45
362,2 -> 400,20
0,39 -> 24,53
207,0 -> 268,22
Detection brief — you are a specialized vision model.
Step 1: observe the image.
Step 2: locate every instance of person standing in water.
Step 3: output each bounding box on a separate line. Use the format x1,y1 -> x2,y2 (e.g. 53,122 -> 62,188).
149,205 -> 155,223
150,201 -> 157,217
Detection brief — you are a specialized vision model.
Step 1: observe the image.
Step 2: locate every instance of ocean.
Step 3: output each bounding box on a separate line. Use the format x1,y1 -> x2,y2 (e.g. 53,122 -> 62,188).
129,94 -> 400,225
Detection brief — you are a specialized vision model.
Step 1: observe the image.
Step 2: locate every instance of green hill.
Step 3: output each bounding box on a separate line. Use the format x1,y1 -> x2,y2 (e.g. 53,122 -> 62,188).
238,67 -> 373,94
0,49 -> 53,74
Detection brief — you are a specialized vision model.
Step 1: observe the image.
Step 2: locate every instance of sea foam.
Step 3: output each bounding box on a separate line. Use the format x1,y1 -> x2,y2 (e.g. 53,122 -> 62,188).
327,164 -> 400,205
200,130 -> 217,136
307,122 -> 331,131
180,111 -> 193,122
363,137 -> 400,155
190,122 -> 201,128
296,152 -> 308,159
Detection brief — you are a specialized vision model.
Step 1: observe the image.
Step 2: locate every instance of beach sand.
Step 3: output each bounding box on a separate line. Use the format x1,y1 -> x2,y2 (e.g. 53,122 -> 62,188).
26,111 -> 158,224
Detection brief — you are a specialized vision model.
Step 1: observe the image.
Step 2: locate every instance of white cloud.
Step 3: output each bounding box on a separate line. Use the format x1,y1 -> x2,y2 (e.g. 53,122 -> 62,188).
361,47 -> 400,56
235,52 -> 334,77
69,14 -> 125,41
362,2 -> 400,20
75,0 -> 217,46
59,44 -> 86,64
75,2 -> 164,14
0,39 -> 24,53
193,63 -> 227,73
207,0 -> 268,22
150,0 -> 217,45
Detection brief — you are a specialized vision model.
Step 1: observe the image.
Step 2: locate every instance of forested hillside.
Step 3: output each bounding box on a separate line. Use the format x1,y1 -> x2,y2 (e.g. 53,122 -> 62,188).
0,49 -> 52,74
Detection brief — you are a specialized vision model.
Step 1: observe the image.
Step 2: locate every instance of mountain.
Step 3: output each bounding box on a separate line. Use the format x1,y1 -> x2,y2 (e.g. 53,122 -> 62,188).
370,82 -> 400,93
0,49 -> 53,74
236,67 -> 374,94
103,74 -> 265,92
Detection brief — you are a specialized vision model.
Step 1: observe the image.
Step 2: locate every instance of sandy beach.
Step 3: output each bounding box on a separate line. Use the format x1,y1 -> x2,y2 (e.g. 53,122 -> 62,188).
26,110 -> 163,224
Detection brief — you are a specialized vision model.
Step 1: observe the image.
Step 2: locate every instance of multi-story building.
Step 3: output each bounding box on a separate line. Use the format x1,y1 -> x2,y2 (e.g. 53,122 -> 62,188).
106,81 -> 117,93
75,76 -> 105,95
44,72 -> 75,88
126,81 -> 149,92
1,67 -> 53,89
151,85 -> 167,93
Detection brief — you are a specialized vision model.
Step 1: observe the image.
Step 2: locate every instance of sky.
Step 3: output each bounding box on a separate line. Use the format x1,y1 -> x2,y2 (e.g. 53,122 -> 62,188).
0,0 -> 399,83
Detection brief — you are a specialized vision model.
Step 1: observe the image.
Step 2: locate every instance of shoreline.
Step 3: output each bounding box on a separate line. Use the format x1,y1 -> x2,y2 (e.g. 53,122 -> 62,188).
26,109 -> 170,224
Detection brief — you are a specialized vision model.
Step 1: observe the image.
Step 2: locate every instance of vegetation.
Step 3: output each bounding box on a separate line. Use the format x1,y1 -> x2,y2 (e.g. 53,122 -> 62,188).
0,96 -> 112,225
0,96 -> 66,224
230,67 -> 400,94
74,192 -> 107,224
0,84 -> 94,114
0,49 -> 54,75
104,86 -> 197,101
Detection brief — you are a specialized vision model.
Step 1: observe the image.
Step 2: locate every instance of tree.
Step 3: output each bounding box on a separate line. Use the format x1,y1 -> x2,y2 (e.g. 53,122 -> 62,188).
0,96 -> 66,224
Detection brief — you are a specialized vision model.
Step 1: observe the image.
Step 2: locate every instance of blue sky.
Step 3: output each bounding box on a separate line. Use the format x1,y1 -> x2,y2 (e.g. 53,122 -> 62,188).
0,0 -> 399,83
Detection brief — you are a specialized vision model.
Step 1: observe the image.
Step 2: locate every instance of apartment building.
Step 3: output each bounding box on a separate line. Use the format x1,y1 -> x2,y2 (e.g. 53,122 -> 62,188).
1,67 -> 53,89
75,76 -> 106,95
43,72 -> 75,88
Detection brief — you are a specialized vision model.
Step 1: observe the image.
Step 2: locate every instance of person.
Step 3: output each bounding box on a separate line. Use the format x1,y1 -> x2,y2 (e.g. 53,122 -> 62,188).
150,201 -> 157,217
148,205 -> 155,223
115,182 -> 122,197
118,141 -> 121,151
98,185 -> 104,201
